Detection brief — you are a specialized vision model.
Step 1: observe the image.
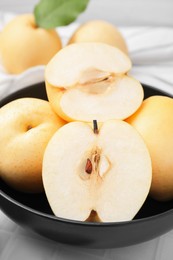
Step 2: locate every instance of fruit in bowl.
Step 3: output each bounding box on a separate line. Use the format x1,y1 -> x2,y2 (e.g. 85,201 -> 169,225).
45,42 -> 143,122
43,42 -> 152,223
126,96 -> 173,201
43,119 -> 151,222
0,98 -> 65,193
0,83 -> 172,248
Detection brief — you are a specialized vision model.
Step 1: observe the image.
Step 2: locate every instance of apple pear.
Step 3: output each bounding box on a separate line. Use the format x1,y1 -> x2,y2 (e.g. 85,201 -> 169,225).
68,20 -> 128,55
45,42 -> 144,122
0,98 -> 65,193
43,120 -> 152,222
0,14 -> 62,74
126,96 -> 173,201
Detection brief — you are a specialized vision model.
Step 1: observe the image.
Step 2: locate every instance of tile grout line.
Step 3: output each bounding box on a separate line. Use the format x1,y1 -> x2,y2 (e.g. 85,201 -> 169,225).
0,225 -> 19,260
151,236 -> 161,260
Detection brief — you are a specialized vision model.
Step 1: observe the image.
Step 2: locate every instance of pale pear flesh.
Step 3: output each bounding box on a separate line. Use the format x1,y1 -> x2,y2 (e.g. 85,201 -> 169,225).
45,42 -> 143,122
60,75 -> 143,122
43,120 -> 152,222
45,43 -> 132,88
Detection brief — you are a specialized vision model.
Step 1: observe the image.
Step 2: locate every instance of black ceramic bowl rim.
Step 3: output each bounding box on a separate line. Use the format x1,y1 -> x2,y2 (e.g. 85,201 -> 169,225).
1,188 -> 173,227
0,83 -> 173,228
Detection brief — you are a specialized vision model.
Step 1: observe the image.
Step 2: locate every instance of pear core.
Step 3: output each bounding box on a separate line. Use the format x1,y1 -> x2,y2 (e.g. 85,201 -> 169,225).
45,43 -> 144,122
45,42 -> 131,87
43,120 -> 152,222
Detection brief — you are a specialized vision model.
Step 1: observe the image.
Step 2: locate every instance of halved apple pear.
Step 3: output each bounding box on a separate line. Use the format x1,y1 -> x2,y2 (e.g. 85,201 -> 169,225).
43,120 -> 152,222
45,43 -> 144,122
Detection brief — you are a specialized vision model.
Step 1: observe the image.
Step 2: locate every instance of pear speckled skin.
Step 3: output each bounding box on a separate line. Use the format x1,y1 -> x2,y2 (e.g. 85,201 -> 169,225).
0,14 -> 62,74
126,96 -> 173,201
0,98 -> 65,193
68,20 -> 128,55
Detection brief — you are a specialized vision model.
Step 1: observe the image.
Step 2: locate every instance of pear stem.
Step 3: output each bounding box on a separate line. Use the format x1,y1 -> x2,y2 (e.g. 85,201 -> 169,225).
93,120 -> 98,134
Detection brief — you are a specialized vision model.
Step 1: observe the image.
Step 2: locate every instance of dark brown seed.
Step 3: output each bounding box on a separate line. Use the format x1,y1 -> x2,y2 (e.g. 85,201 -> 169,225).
85,158 -> 92,174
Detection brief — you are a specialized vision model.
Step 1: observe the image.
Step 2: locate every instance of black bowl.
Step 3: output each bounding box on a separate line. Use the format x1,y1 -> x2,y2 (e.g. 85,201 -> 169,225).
0,82 -> 173,249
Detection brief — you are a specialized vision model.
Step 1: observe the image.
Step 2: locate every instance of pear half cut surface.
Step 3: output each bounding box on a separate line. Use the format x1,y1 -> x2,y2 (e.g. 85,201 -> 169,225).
43,120 -> 152,222
45,43 -> 144,122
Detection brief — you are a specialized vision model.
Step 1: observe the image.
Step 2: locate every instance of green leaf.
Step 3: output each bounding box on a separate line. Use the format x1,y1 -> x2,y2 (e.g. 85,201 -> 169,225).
34,0 -> 90,29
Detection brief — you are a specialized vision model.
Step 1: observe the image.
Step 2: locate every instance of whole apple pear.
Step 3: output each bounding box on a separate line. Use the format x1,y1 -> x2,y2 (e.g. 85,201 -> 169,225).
126,96 -> 173,201
0,14 -> 62,74
0,98 -> 65,192
68,20 -> 128,55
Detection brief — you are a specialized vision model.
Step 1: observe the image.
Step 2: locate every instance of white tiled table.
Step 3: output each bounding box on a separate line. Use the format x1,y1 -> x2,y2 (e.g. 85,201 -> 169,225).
0,211 -> 173,260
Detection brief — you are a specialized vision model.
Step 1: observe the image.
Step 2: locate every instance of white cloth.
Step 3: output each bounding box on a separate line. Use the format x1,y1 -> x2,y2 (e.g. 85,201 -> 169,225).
0,12 -> 173,260
0,211 -> 173,260
0,12 -> 173,100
